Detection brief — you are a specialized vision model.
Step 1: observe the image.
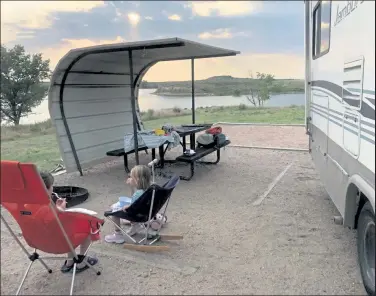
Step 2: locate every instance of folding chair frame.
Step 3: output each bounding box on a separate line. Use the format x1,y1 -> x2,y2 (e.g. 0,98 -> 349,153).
105,159 -> 183,252
1,203 -> 102,296
105,197 -> 173,252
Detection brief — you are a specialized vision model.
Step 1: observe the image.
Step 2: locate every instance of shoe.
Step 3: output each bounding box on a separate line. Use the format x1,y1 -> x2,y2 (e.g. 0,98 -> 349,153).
75,256 -> 99,273
61,260 -> 74,273
104,232 -> 125,244
127,223 -> 143,236
121,219 -> 131,225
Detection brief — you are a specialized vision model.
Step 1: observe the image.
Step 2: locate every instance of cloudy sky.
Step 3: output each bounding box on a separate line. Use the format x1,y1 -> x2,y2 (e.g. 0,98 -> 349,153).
1,1 -> 304,81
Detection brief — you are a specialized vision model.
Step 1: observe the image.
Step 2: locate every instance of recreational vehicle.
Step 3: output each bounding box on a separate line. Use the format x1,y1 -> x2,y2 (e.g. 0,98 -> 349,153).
304,1 -> 375,295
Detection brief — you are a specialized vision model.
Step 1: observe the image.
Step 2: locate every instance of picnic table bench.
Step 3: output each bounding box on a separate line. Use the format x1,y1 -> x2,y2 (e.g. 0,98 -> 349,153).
106,146 -> 154,174
175,140 -> 231,181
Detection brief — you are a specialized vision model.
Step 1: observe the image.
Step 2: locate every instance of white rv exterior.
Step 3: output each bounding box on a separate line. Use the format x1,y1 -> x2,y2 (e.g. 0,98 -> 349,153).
305,1 -> 375,295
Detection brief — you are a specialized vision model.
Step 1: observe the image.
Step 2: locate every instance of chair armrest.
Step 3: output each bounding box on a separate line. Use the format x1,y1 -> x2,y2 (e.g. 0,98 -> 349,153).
65,208 -> 98,216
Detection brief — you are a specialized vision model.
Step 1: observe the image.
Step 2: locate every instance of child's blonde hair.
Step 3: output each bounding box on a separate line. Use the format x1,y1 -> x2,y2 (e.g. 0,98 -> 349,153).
130,165 -> 151,190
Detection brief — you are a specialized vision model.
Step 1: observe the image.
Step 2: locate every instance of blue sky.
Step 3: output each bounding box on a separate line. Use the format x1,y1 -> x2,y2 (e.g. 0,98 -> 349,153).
1,1 -> 305,80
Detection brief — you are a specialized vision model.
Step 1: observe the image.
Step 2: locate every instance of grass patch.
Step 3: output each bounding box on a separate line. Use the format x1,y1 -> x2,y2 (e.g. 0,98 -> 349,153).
1,105 -> 304,171
1,119 -> 55,141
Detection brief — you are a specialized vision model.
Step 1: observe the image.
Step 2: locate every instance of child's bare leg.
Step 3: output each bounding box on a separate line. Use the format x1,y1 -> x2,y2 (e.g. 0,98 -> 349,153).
79,236 -> 92,255
66,253 -> 75,267
111,216 -> 122,233
77,236 -> 92,268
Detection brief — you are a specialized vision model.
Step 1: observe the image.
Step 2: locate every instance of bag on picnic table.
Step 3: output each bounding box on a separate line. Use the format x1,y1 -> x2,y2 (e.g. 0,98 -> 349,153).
215,133 -> 227,146
206,126 -> 222,135
197,133 -> 215,148
197,133 -> 227,148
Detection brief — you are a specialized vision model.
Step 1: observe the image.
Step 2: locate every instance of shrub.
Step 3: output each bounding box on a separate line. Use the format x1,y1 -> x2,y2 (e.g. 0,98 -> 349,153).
140,109 -> 156,121
172,106 -> 181,113
233,89 -> 241,97
147,109 -> 154,117
238,103 -> 247,110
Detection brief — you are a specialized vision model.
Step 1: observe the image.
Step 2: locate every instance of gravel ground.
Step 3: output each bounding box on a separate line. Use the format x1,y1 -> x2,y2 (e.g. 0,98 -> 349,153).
0,126 -> 365,295
218,124 -> 308,149
190,124 -> 308,149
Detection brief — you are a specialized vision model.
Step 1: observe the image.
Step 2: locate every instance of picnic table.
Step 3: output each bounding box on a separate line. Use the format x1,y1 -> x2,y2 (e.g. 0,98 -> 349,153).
158,124 -> 212,167
160,124 -> 231,181
106,124 -> 230,180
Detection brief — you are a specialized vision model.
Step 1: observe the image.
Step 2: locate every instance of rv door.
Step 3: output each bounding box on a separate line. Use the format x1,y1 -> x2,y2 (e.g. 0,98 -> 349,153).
309,0 -> 331,175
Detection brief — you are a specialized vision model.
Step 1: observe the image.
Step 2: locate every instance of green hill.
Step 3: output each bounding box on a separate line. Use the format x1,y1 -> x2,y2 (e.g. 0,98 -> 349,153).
140,76 -> 304,97
41,76 -> 304,97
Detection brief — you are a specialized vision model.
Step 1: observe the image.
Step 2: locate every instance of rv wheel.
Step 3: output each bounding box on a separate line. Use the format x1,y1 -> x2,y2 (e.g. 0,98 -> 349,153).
357,201 -> 375,296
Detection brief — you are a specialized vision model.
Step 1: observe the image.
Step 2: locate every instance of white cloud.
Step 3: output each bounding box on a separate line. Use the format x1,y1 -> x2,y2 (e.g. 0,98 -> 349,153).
127,12 -> 141,27
129,1 -> 140,7
115,8 -> 122,17
168,14 -> 182,21
39,36 -> 126,69
198,28 -> 249,40
199,28 -> 231,39
1,1 -> 105,43
189,1 -> 262,17
145,16 -> 153,20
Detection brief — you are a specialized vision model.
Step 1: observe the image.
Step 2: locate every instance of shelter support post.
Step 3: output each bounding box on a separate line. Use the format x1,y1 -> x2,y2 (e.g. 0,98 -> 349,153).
129,50 -> 139,165
191,59 -> 195,124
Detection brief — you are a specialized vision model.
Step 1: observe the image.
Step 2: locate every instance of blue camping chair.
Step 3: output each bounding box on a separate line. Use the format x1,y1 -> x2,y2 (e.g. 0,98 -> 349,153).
104,160 -> 182,252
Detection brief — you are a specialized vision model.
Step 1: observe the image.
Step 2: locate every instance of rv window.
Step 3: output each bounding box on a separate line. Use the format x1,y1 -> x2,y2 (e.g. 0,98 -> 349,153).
312,1 -> 331,59
313,6 -> 320,57
320,1 -> 331,53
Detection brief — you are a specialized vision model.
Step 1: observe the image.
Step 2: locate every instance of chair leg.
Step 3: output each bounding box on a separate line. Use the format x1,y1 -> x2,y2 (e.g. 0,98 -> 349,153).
1,214 -> 31,258
82,257 -> 101,275
38,258 -> 53,273
105,217 -> 137,243
80,243 -> 101,275
70,264 -> 77,296
16,261 -> 34,296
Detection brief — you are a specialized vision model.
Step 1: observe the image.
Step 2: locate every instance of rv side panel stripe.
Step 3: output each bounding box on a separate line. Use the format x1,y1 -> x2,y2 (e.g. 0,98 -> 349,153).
311,108 -> 375,145
311,103 -> 375,136
311,82 -> 375,120
311,102 -> 375,128
347,88 -> 376,96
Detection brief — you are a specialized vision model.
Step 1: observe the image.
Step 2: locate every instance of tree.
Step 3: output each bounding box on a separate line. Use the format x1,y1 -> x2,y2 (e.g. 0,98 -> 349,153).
246,72 -> 275,107
1,45 -> 50,125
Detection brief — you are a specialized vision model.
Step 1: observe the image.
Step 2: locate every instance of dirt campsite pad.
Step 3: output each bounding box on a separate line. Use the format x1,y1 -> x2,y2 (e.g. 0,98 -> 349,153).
0,126 -> 366,295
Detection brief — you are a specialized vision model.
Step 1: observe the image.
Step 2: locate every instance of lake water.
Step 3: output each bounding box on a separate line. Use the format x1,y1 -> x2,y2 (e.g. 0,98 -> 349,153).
18,89 -> 304,125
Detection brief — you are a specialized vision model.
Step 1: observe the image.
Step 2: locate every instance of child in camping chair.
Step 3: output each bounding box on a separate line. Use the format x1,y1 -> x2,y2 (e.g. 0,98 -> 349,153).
105,165 -> 151,244
40,171 -> 99,273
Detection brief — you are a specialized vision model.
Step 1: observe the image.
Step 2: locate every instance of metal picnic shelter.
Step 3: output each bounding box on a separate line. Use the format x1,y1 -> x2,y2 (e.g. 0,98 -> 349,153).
48,38 -> 240,175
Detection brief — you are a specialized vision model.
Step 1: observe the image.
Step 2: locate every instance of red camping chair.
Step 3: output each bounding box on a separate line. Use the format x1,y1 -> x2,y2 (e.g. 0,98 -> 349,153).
0,161 -> 105,295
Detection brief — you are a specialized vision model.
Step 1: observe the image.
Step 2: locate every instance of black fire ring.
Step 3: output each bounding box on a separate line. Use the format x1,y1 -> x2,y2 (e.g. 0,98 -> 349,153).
53,186 -> 89,208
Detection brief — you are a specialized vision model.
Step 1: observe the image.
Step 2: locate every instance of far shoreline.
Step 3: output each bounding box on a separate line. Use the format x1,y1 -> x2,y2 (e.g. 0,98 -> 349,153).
34,89 -> 305,101
150,90 -> 305,97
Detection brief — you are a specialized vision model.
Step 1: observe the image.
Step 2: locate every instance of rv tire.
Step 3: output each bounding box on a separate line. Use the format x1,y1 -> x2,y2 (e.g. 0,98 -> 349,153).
357,201 -> 375,296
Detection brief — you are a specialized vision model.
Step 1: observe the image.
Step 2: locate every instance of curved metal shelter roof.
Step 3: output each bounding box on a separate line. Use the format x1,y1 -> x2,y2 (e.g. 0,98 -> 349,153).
48,38 -> 240,175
